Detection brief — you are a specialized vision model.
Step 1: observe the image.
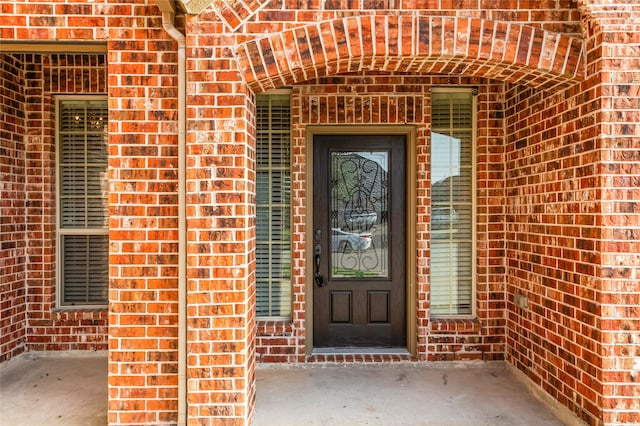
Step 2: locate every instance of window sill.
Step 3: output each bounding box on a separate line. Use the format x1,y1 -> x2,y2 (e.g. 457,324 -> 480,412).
430,317 -> 480,334
257,318 -> 293,336
52,306 -> 108,313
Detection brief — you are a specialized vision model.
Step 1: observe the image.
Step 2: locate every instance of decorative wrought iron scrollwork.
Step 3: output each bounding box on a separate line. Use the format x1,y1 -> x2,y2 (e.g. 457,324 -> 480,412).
330,151 -> 389,279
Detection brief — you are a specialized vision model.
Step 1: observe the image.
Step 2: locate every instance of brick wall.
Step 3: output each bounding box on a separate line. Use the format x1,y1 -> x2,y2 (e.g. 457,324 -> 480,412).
26,53 -> 109,352
18,53 -> 109,351
242,0 -> 582,35
0,53 -> 27,362
0,53 -> 109,361
256,76 -> 507,363
2,0 -> 639,425
504,80 -> 603,425
503,3 -> 640,425
193,0 -> 583,34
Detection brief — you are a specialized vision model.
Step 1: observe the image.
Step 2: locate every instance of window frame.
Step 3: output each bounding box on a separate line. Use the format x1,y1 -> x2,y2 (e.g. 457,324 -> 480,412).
429,87 -> 477,318
55,95 -> 109,309
255,90 -> 293,319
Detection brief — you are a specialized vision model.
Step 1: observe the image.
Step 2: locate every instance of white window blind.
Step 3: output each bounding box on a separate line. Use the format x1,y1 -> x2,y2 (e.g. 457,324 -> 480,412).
430,90 -> 475,316
256,94 -> 292,317
57,98 -> 108,306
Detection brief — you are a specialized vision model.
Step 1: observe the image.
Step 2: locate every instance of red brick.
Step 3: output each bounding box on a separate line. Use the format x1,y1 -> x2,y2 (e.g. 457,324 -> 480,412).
2,2 -> 640,425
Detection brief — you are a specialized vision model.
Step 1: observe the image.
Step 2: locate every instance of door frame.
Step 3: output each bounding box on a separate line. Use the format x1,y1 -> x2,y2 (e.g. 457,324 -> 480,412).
305,125 -> 417,356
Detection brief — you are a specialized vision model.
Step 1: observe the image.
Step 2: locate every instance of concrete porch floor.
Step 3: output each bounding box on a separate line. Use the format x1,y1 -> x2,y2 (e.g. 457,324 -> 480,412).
255,363 -> 570,426
0,352 -> 108,426
0,353 -> 572,425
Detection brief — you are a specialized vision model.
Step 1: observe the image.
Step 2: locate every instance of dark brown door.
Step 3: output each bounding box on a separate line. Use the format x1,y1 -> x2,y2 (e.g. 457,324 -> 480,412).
313,134 -> 406,348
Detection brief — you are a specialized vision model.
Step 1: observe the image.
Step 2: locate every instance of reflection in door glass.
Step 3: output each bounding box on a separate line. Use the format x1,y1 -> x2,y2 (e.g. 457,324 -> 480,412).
330,151 -> 389,279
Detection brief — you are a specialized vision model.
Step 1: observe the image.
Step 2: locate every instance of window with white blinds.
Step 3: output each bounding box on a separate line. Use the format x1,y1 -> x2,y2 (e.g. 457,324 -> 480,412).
256,93 -> 292,317
57,98 -> 109,306
430,89 -> 475,316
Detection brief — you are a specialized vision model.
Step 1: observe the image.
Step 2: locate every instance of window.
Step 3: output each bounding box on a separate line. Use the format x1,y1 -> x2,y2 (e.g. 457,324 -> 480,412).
430,89 -> 475,316
57,97 -> 109,307
256,93 -> 292,317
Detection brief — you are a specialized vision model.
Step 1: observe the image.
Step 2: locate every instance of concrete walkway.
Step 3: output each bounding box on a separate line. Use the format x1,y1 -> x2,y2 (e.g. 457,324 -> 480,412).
1,354 -> 570,426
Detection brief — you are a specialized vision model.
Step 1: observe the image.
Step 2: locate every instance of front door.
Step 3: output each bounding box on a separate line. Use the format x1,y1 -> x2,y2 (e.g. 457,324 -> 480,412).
313,134 -> 406,348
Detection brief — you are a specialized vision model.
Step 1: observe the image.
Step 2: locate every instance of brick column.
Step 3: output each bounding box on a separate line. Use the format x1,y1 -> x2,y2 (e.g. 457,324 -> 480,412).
0,53 -> 27,362
107,11 -> 182,423
582,4 -> 640,424
185,14 -> 256,423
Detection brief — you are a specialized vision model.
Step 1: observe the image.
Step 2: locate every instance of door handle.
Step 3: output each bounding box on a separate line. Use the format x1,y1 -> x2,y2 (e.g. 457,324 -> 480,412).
314,240 -> 327,287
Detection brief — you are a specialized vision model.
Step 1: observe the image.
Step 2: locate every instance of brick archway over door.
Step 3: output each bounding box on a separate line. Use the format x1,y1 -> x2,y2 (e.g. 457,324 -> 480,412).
236,16 -> 585,92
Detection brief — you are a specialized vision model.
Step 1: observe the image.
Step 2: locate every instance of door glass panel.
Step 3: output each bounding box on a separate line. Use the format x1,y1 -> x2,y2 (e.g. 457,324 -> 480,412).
330,151 -> 389,279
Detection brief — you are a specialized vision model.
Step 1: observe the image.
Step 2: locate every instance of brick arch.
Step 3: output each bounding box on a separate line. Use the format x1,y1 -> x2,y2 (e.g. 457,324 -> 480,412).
236,16 -> 585,92
209,0 -> 269,31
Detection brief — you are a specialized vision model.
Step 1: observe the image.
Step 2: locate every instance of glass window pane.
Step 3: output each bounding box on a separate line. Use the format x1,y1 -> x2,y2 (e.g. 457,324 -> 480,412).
255,93 -> 292,317
58,98 -> 109,306
59,99 -> 108,230
430,90 -> 474,316
62,234 -> 108,304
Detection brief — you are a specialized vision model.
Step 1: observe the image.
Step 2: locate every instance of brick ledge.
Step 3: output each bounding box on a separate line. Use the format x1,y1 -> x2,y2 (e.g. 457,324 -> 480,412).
429,317 -> 481,334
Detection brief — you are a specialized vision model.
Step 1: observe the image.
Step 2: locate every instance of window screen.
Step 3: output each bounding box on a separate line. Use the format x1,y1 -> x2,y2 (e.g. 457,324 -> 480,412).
430,90 -> 475,316
58,98 -> 108,306
256,94 -> 292,317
